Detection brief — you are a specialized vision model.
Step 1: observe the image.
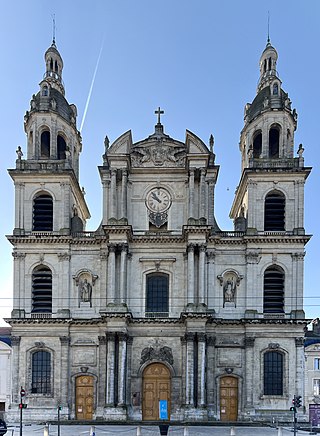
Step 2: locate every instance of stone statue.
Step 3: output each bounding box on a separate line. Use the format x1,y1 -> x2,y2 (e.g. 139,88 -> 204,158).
16,146 -> 23,160
297,143 -> 304,158
224,277 -> 236,303
80,278 -> 92,303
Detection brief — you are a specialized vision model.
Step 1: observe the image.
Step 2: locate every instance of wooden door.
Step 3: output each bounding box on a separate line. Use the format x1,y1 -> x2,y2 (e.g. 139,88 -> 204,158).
75,375 -> 94,420
220,376 -> 238,421
142,363 -> 171,420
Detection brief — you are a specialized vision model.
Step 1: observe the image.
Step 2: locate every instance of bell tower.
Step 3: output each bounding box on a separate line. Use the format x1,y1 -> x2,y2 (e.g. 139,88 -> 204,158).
231,40 -> 311,235
9,40 -> 90,236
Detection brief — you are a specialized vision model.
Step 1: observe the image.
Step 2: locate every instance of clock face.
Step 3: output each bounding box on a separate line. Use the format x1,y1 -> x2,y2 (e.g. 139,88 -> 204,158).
146,188 -> 171,213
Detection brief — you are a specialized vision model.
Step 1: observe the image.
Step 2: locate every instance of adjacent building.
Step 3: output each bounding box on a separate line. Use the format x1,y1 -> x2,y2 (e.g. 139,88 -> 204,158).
6,38 -> 311,422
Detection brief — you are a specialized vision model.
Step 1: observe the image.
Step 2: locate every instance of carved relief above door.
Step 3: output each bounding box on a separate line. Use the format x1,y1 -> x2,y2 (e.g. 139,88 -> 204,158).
142,363 -> 171,421
220,376 -> 238,421
75,375 -> 94,420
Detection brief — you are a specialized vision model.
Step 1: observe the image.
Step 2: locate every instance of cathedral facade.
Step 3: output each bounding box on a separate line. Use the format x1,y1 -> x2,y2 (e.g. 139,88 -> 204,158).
6,39 -> 311,422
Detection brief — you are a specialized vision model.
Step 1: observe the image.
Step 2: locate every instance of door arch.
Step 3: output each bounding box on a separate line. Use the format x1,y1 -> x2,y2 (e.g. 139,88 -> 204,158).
142,363 -> 171,421
75,375 -> 94,420
220,376 -> 238,421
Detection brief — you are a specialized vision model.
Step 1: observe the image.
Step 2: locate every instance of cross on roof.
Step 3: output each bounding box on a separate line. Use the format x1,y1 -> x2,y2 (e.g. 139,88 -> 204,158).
155,107 -> 164,124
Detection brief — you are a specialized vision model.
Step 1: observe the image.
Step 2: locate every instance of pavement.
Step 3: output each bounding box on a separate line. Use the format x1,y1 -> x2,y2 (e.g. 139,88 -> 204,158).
4,423 -> 320,436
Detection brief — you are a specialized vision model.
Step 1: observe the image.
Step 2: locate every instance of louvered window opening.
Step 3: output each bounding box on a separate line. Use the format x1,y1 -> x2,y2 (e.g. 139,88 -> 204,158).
146,274 -> 169,315
33,194 -> 53,231
31,351 -> 51,394
264,193 -> 285,231
253,132 -> 262,158
263,268 -> 284,313
264,351 -> 283,395
32,267 -> 52,313
269,128 -> 280,158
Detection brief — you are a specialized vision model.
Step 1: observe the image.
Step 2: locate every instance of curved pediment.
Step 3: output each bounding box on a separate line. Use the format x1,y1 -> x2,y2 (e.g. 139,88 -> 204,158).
185,130 -> 210,155
108,130 -> 133,155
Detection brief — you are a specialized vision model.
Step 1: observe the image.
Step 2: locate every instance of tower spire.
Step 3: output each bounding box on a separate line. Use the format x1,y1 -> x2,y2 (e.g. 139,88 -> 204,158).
267,11 -> 270,44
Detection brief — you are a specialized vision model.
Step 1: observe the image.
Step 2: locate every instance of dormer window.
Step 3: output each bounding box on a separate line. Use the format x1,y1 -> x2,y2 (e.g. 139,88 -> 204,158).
273,83 -> 279,95
42,85 -> 48,97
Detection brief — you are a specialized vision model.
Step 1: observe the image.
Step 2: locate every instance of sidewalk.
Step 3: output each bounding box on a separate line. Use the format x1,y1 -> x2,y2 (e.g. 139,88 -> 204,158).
5,423 -> 317,435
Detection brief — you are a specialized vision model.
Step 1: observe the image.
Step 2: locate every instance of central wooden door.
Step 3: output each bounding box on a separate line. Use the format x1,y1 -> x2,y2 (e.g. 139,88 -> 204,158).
75,375 -> 94,420
142,363 -> 171,420
220,376 -> 238,421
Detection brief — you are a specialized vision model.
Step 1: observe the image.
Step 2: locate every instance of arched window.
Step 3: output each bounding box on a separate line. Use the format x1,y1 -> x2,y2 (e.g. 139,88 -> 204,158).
252,131 -> 262,158
269,125 -> 280,158
50,58 -> 53,70
264,351 -> 283,395
264,190 -> 285,231
40,130 -> 50,158
146,273 -> 169,317
55,60 -> 58,73
32,266 -> 52,313
33,193 -> 53,231
263,266 -> 285,313
57,135 -> 67,159
31,350 -> 51,394
273,83 -> 279,95
42,85 -> 48,97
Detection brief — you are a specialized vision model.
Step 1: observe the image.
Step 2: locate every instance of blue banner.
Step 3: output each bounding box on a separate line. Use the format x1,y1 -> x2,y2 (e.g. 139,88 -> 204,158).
159,400 -> 168,420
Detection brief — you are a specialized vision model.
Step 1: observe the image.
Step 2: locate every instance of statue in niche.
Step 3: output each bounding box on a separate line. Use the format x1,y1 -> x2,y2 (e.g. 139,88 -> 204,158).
224,277 -> 236,303
79,278 -> 92,304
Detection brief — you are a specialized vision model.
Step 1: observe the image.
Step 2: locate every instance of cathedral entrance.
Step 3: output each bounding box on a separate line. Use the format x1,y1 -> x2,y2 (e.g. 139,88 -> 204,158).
142,363 -> 171,420
75,375 -> 94,420
220,376 -> 238,421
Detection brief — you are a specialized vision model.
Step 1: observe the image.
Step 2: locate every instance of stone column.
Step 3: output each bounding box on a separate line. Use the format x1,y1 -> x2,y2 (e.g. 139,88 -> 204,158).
106,333 -> 116,405
188,169 -> 195,218
197,333 -> 206,407
110,169 -> 117,219
100,250 -> 108,308
185,332 -> 195,406
206,251 -> 215,309
206,336 -> 215,409
117,333 -> 128,406
295,337 -> 304,396
59,336 -> 70,408
199,245 -> 206,305
107,245 -> 116,304
207,179 -> 215,225
121,170 -> 128,218
98,336 -> 107,408
11,336 -> 21,403
15,182 -> 25,231
187,245 -> 195,304
12,252 -> 26,315
244,337 -> 255,409
119,244 -> 128,303
102,180 -> 110,224
199,169 -> 206,218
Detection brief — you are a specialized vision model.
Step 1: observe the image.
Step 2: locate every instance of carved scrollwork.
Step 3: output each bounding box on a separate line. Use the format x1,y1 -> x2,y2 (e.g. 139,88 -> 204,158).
140,346 -> 174,365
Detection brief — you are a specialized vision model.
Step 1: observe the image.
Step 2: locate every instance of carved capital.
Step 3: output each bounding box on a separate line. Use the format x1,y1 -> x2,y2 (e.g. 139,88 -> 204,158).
106,332 -> 116,341
246,251 -> 261,264
291,252 -> 305,261
295,337 -> 304,347
118,332 -> 128,342
12,252 -> 26,260
197,333 -> 207,343
11,336 -> 21,346
207,336 -> 216,346
245,337 -> 255,347
98,336 -> 107,345
58,253 -> 71,262
187,244 -> 195,253
59,336 -> 70,345
185,332 -> 196,342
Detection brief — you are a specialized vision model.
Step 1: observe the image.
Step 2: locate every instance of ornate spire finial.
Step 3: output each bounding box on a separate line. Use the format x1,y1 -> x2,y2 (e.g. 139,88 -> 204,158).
267,11 -> 270,44
52,14 -> 56,46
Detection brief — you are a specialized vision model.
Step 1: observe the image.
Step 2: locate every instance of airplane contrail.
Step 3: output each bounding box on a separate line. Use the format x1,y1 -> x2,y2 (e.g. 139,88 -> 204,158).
80,35 -> 105,133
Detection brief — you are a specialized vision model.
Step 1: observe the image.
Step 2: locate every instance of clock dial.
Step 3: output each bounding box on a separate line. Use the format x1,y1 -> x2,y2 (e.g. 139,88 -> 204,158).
146,188 -> 171,213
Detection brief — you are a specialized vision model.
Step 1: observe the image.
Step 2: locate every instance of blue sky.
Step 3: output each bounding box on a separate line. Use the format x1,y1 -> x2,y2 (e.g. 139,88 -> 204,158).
0,1 -> 319,323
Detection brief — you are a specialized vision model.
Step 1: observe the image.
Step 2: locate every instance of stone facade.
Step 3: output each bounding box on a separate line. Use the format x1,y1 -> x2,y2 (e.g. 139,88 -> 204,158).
6,39 -> 311,423
305,319 -> 320,424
